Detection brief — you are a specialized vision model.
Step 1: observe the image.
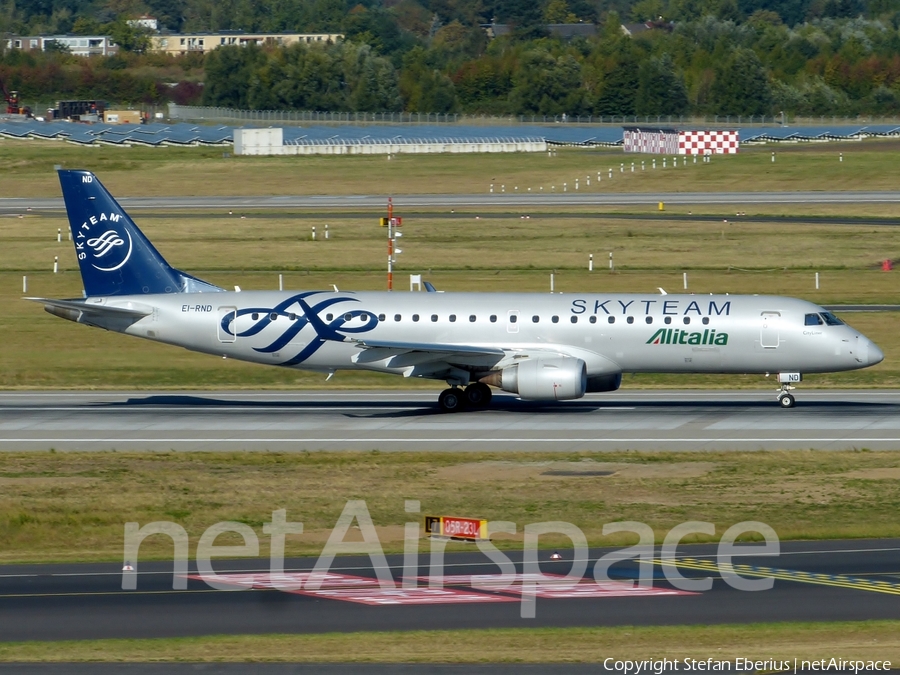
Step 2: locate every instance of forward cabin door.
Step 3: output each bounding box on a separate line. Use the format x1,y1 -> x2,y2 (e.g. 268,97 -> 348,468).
217,306 -> 237,343
760,311 -> 780,349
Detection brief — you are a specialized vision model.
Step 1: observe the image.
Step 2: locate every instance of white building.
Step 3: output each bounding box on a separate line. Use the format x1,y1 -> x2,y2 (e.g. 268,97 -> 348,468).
150,31 -> 342,55
5,35 -> 117,56
128,15 -> 159,31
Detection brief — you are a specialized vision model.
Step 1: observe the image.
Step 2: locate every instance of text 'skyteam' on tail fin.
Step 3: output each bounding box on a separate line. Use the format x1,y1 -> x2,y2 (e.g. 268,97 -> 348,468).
58,170 -> 222,297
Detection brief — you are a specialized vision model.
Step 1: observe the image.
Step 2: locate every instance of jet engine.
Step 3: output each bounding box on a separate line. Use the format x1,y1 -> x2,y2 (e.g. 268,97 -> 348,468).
482,357 -> 587,401
586,372 -> 622,393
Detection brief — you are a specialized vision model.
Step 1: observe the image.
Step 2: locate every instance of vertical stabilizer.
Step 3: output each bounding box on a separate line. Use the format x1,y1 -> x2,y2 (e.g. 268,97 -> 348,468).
58,170 -> 220,297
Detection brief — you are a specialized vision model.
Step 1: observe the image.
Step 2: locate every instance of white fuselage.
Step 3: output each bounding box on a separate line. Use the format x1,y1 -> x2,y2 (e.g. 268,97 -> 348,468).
82,290 -> 881,382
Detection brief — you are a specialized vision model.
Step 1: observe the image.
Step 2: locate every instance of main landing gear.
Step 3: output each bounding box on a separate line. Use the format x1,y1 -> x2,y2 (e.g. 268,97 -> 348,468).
438,383 -> 493,413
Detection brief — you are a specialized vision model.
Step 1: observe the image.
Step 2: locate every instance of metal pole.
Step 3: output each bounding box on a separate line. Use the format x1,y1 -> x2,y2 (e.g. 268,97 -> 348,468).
279,274 -> 283,291
550,273 -> 554,293
683,272 -> 688,290
22,276 -> 26,293
589,254 -> 593,272
815,272 -> 819,290
388,198 -> 393,291
53,256 -> 58,274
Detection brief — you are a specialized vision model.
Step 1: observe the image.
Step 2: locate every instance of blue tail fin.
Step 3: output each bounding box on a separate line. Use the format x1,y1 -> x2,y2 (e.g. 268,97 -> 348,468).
58,170 -> 222,297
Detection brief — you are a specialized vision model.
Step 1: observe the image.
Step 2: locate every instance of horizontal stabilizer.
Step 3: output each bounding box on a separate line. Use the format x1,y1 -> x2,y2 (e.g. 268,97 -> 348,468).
27,297 -> 151,326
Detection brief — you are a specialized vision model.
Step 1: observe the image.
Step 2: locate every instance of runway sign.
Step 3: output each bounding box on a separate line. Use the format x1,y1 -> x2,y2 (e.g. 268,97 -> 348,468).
424,515 -> 488,540
292,587 -> 519,606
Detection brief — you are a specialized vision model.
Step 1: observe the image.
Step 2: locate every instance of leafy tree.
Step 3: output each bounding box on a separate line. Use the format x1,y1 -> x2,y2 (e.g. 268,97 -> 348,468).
593,43 -> 640,116
708,46 -> 772,114
109,19 -> 152,53
635,53 -> 690,116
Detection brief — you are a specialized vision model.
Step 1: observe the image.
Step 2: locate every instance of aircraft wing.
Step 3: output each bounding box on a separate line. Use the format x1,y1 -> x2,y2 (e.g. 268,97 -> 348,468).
350,339 -> 506,367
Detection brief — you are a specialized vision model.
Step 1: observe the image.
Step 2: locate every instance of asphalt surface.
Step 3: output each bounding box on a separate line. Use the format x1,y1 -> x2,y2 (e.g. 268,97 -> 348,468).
0,539 -> 898,642
3,389 -> 900,451
3,191 -> 900,213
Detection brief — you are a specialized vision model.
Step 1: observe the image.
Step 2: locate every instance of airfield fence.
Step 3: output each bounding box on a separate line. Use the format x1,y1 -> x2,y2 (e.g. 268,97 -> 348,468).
168,105 -> 900,128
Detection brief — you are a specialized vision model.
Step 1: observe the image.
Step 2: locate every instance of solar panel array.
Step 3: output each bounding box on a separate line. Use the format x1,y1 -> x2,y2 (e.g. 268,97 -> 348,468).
0,121 -> 233,145
1,119 -> 898,147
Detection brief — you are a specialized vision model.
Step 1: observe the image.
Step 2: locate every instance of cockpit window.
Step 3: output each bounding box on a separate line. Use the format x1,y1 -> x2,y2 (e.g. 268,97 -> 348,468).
821,312 -> 844,326
805,313 -> 823,326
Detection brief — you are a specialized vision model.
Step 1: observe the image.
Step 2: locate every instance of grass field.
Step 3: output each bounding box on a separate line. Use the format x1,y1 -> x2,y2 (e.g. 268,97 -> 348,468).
1,137 -> 899,197
2,622 -> 899,662
2,450 -> 899,563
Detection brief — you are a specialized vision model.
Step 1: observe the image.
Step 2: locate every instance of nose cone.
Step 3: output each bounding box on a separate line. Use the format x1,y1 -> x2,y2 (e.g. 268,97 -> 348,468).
868,339 -> 885,366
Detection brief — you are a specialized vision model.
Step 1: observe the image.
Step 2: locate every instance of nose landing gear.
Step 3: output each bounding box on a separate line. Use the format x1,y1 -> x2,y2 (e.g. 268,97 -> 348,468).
778,390 -> 796,408
775,372 -> 801,408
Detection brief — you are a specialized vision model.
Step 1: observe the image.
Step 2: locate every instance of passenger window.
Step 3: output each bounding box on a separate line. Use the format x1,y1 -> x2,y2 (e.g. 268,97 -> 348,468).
394,314 -> 401,322
627,316 -> 634,324
412,314 -> 420,322
683,317 -> 691,325
344,313 -> 352,321
271,313 -> 278,321
252,313 -> 259,321
552,316 -> 559,323
664,317 -> 672,325
805,313 -> 824,326
510,315 -> 518,324
490,315 -> 497,323
469,315 -> 476,322
326,313 -> 332,321
702,317 -> 709,325
449,314 -> 456,322
532,315 -> 540,323
431,314 -> 438,322
589,316 -> 597,324
645,316 -> 652,324
608,316 -> 615,324
570,316 -> 577,324
289,313 -> 297,321
378,313 -> 385,321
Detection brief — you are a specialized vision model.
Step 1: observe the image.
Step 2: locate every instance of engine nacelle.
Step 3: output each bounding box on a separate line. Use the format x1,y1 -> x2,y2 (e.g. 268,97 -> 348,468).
586,372 -> 622,393
491,357 -> 587,401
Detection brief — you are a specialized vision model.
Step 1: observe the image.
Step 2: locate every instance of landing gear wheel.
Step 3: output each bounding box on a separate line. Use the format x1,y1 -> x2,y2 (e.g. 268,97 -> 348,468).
778,393 -> 796,408
464,382 -> 492,408
438,388 -> 463,412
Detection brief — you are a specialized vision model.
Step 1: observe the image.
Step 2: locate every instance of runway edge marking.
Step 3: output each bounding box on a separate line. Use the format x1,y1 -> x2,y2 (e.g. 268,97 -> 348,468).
658,558 -> 900,596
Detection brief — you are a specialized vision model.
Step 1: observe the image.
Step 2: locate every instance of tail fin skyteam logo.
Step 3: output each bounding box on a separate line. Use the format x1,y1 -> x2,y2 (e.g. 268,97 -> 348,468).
75,212 -> 133,272
647,328 -> 728,345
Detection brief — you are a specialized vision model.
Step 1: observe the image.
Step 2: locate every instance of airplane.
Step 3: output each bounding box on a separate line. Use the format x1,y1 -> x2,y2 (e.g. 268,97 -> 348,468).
30,169 -> 884,412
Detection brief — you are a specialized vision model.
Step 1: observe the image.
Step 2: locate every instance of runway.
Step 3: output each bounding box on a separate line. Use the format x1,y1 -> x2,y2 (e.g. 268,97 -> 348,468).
3,190 -> 900,213
0,539 -> 898,641
2,389 -> 900,451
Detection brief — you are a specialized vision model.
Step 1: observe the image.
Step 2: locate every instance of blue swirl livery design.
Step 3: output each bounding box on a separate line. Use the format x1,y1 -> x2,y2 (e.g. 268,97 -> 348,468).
219,292 -> 380,366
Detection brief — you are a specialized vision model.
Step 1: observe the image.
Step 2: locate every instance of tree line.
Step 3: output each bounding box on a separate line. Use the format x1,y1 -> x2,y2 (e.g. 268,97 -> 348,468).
1,0 -> 899,116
